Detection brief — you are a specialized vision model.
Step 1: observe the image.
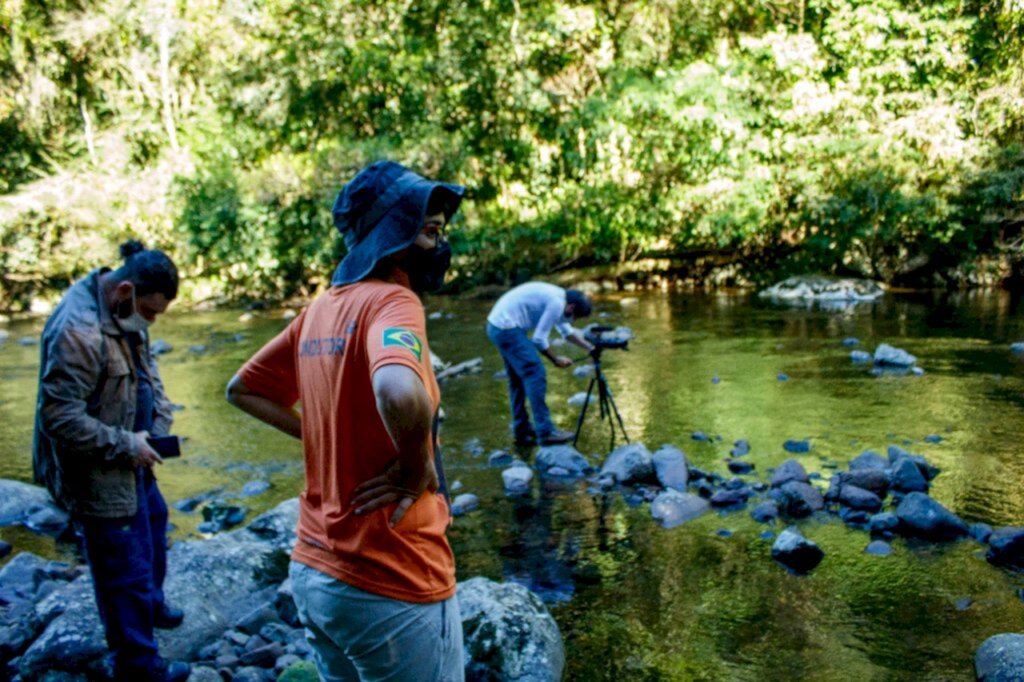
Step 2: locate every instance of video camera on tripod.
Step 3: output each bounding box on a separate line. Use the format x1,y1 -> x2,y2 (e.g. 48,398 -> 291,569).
584,325 -> 630,354
574,325 -> 631,448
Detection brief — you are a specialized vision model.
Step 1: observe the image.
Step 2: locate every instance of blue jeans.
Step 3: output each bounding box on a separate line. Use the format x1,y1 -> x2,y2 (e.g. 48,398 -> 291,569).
289,561 -> 464,682
78,468 -> 168,675
487,323 -> 555,438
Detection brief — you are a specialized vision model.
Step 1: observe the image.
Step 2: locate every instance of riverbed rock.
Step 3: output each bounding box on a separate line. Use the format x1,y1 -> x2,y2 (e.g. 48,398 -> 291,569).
874,344 -> 917,367
890,457 -> 929,493
650,490 -> 710,529
751,501 -> 780,524
850,350 -> 873,363
572,364 -> 595,379
651,445 -> 689,492
535,445 -> 591,476
838,484 -> 883,512
459,577 -> 565,682
850,450 -> 888,471
986,527 -> 1024,569
239,480 -> 272,499
599,443 -> 654,485
864,540 -> 893,556
869,512 -> 900,534
0,480 -> 60,527
838,469 -> 890,497
770,459 -> 809,488
728,460 -> 755,475
566,392 -> 592,408
894,492 -> 968,541
502,467 -> 533,494
970,523 -> 994,544
759,276 -> 884,302
773,481 -> 824,518
451,494 -> 480,517
975,633 -> 1024,681
151,339 -> 173,356
887,446 -> 940,480
783,439 -> 810,454
201,503 -> 248,533
18,499 -> 300,677
771,527 -> 824,574
710,489 -> 750,508
488,450 -> 513,467
730,440 -> 750,457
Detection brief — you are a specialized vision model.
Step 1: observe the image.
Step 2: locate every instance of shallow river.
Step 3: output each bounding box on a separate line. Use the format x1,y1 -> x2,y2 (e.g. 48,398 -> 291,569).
2,289 -> 1024,680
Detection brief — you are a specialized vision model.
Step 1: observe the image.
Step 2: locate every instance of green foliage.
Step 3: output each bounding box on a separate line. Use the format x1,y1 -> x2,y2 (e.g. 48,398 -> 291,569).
1,0 -> 1023,308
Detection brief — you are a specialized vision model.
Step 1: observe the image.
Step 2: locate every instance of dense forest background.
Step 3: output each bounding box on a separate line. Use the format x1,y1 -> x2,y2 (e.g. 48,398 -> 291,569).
1,0 -> 1023,309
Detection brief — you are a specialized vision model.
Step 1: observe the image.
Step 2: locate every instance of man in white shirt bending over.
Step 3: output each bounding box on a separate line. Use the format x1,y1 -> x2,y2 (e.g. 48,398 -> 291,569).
486,282 -> 594,445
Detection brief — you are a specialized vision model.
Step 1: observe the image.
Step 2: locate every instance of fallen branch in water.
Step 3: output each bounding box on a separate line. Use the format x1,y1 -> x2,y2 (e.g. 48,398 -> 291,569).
436,357 -> 483,381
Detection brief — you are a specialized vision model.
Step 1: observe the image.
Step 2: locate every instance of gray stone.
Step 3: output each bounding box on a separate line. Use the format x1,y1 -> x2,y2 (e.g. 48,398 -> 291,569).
273,579 -> 300,628
566,392 -> 593,408
727,460 -> 755,475
0,480 -> 58,527
842,337 -> 860,346
838,485 -> 883,512
773,481 -> 824,518
770,459 -> 809,488
185,667 -> 222,682
19,499 -> 299,677
887,446 -> 939,480
17,337 -> 38,346
0,552 -> 50,599
976,633 -> 1024,681
970,523 -> 994,544
488,450 -> 513,467
850,350 -> 873,363
151,339 -> 173,355
535,445 -> 591,475
502,467 -> 533,494
895,492 -> 968,541
24,506 -> 70,533
239,480 -> 272,498
599,443 -> 654,484
650,490 -> 709,529
869,512 -> 900,534
771,527 -> 824,574
783,439 -> 810,454
458,577 -> 564,682
1012,342 -> 1024,355
759,276 -> 884,301
850,450 -> 888,470
987,527 -> 1024,569
864,540 -> 893,556
240,641 -> 285,668
572,364 -> 595,379
874,343 -> 916,367
0,541 -> 10,560
710,489 -> 750,507
451,494 -> 480,517
890,457 -> 929,493
751,501 -> 780,524
651,445 -> 689,492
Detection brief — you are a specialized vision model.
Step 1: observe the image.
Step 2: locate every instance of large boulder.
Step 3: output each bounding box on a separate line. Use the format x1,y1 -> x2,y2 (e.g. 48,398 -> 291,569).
894,492 -> 968,541
837,469 -> 890,497
19,499 -> 299,678
535,445 -> 591,476
986,527 -> 1024,569
651,445 -> 689,492
458,577 -> 565,682
599,443 -> 654,485
887,447 -> 940,481
758,276 -> 884,302
976,633 -> 1024,681
849,450 -> 888,471
649,490 -> 709,529
0,480 -> 62,528
771,527 -> 824,574
837,485 -> 883,513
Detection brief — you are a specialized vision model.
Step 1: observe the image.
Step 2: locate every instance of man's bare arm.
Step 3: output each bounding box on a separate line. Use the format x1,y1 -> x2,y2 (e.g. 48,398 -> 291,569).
351,364 -> 438,527
225,374 -> 302,440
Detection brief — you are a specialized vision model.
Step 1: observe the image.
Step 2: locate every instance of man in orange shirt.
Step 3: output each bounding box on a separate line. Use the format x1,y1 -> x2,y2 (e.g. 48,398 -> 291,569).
226,161 -> 465,681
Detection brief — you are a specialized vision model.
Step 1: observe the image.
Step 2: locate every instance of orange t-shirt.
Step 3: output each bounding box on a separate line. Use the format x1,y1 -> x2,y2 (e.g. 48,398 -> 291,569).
237,279 -> 454,603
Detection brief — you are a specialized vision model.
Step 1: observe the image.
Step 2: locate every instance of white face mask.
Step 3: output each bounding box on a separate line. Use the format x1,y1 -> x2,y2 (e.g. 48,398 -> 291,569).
115,286 -> 151,333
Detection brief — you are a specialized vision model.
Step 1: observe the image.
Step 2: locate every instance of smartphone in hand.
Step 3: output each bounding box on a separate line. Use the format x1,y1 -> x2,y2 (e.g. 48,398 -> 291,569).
147,435 -> 181,458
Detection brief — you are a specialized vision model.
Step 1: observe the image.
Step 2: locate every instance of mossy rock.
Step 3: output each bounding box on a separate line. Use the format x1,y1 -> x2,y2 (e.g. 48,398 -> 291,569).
277,660 -> 318,682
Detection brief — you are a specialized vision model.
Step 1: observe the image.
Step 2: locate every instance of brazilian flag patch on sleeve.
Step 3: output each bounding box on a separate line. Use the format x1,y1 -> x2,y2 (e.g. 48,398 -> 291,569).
382,328 -> 423,361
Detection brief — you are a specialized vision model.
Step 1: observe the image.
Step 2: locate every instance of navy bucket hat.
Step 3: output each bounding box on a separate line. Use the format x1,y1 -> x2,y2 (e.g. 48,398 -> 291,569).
330,161 -> 466,286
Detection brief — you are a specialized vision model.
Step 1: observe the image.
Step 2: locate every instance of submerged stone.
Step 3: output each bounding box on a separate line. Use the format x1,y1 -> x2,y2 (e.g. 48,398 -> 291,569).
864,540 -> 893,556
783,440 -> 810,454
895,492 -> 968,541
874,343 -> 916,367
599,443 -> 654,484
771,527 -> 824,574
975,633 -> 1024,682
650,490 -> 710,529
651,445 -> 689,492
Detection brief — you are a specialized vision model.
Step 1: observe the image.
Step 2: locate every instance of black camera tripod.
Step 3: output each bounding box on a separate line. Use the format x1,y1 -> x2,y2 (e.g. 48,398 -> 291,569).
572,346 -> 630,450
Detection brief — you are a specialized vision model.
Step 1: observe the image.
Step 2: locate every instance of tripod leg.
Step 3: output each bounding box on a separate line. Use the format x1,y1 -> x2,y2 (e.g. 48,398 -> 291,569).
573,375 -> 598,447
603,385 -> 630,444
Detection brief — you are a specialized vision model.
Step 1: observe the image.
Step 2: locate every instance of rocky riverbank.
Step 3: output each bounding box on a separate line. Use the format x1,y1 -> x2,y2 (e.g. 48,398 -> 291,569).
0,484 -> 564,682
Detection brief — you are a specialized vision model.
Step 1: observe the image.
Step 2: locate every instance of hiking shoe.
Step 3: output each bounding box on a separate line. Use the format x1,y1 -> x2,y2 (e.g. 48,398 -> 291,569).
539,429 -> 574,445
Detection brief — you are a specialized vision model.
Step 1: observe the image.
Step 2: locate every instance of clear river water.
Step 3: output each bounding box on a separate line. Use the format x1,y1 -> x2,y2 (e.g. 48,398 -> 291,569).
2,288 -> 1023,681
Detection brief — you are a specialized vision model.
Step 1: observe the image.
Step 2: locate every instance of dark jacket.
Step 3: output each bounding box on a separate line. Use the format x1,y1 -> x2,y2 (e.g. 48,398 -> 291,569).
32,269 -> 174,517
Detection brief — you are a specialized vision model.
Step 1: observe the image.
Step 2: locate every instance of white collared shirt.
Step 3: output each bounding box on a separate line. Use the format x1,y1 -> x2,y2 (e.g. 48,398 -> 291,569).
487,282 -> 575,350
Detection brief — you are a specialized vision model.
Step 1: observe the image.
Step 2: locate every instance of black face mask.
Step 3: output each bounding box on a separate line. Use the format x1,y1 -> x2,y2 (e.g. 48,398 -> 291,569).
407,240 -> 452,293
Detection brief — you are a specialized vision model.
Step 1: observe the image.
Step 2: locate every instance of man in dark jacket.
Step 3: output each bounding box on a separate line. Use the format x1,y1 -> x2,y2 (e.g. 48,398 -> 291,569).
33,241 -> 189,682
